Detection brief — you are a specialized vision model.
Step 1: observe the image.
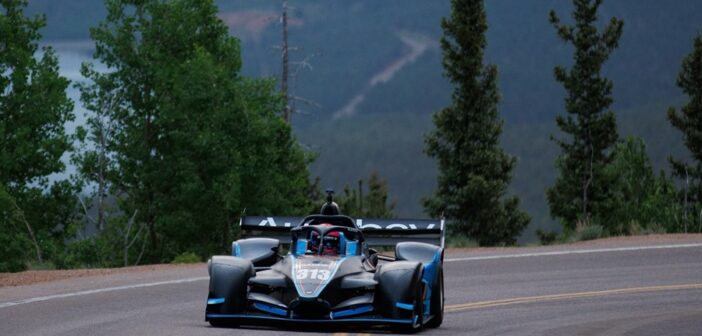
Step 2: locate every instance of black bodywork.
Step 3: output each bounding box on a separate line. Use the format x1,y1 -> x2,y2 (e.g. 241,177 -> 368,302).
206,211 -> 444,332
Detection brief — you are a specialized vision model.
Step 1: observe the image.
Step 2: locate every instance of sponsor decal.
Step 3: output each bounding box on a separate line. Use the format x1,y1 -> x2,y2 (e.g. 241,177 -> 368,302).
355,219 -> 437,230
245,216 -> 442,231
257,217 -> 294,228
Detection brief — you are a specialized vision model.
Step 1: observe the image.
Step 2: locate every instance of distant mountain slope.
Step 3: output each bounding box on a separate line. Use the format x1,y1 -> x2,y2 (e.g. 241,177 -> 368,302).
25,0 -> 702,241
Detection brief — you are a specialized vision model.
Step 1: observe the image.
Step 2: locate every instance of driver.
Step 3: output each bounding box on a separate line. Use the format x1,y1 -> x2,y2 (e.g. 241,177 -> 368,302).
307,230 -> 321,254
322,230 -> 341,256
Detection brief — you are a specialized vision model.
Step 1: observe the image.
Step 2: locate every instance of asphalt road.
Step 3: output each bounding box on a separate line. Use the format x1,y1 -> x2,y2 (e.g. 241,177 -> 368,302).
2,241 -> 702,335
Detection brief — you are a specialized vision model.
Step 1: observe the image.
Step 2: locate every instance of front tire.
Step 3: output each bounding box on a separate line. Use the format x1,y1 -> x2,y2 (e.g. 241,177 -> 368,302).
205,256 -> 253,328
425,268 -> 444,328
374,261 -> 424,332
400,274 -> 424,333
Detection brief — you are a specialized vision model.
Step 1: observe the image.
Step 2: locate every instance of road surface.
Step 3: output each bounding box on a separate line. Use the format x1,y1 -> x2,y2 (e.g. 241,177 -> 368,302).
2,238 -> 702,335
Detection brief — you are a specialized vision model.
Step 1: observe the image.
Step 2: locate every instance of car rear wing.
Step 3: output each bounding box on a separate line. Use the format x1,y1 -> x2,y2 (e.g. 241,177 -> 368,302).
239,216 -> 445,248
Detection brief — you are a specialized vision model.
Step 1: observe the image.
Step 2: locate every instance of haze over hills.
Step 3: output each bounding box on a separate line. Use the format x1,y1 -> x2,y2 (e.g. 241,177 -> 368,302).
26,0 -> 702,241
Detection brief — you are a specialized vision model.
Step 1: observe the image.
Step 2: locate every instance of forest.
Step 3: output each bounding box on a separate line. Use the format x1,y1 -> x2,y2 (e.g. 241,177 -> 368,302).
1,0 -> 701,271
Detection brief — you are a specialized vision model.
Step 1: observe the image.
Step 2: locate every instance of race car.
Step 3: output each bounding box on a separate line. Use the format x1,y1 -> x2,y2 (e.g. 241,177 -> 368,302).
205,192 -> 445,332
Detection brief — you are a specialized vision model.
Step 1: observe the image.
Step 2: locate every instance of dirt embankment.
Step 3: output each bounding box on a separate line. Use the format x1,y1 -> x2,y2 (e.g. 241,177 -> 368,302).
3,234 -> 701,288
0,263 -> 204,288
446,233 -> 702,254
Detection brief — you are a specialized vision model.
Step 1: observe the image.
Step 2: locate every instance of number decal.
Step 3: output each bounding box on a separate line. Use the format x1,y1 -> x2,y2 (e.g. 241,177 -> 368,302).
296,269 -> 308,279
296,268 -> 331,280
316,270 -> 330,280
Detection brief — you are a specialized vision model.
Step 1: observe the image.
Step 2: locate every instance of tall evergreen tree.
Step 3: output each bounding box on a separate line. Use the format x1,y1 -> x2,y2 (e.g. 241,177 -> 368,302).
547,0 -> 623,232
0,0 -> 76,269
424,0 -> 529,246
668,34 -> 702,230
76,0 -> 313,263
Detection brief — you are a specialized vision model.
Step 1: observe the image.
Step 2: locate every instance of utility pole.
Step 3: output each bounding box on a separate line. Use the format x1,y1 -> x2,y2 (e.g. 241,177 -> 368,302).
281,0 -> 290,123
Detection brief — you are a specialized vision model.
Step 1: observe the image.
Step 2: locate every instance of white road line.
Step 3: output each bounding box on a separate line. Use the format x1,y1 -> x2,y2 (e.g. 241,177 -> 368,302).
445,243 -> 702,262
3,243 -> 701,309
0,276 -> 208,309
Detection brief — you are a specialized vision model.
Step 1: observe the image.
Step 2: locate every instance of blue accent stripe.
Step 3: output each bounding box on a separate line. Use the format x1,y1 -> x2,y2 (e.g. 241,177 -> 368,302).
295,239 -> 307,255
207,298 -> 225,305
206,313 -> 413,324
346,241 -> 358,256
339,232 -> 347,256
252,302 -> 288,317
395,302 -> 414,311
331,304 -> 374,318
421,248 -> 442,315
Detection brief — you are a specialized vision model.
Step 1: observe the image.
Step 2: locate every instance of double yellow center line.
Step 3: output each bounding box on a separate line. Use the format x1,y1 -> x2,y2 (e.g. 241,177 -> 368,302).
332,283 -> 702,335
445,283 -> 702,313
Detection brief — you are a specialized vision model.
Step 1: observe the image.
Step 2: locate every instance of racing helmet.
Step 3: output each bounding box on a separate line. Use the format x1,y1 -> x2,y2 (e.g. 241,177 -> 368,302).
322,230 -> 341,256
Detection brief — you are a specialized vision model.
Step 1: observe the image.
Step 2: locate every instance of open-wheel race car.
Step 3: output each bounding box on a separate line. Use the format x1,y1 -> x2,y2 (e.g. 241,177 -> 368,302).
205,191 -> 445,332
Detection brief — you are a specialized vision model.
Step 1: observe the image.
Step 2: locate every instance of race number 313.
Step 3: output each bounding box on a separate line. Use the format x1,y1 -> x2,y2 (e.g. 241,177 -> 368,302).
296,268 -> 330,281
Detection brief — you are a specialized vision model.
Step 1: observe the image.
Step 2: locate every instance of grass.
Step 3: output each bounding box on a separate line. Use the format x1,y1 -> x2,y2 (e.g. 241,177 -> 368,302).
446,234 -> 479,248
171,251 -> 201,264
26,261 -> 57,271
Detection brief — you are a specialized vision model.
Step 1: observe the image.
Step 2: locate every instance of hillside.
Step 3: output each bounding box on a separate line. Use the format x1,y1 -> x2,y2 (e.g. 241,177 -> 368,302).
24,0 -> 702,241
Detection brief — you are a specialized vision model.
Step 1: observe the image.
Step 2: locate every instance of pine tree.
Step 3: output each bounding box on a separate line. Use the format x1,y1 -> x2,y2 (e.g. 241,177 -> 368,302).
668,34 -> 702,231
424,0 -> 529,246
0,0 -> 76,268
547,0 -> 623,232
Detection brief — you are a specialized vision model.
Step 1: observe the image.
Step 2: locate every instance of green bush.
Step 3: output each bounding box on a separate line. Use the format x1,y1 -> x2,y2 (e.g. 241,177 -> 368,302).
604,137 -> 680,234
54,238 -> 105,269
172,251 -> 201,264
579,224 -> 604,241
0,186 -> 31,272
27,261 -> 56,271
536,229 -> 558,245
0,232 -> 30,272
446,234 -> 479,248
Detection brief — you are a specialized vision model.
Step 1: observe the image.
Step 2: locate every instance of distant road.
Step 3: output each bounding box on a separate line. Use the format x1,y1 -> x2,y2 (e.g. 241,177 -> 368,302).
2,236 -> 702,335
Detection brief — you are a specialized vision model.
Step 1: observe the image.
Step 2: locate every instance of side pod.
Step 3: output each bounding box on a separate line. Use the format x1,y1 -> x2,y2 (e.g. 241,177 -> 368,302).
231,238 -> 281,267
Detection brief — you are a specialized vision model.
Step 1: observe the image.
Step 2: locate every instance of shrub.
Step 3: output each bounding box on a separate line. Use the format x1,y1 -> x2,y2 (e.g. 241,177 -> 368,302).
579,225 -> 604,241
172,251 -> 201,264
536,229 -> 558,245
446,233 -> 479,248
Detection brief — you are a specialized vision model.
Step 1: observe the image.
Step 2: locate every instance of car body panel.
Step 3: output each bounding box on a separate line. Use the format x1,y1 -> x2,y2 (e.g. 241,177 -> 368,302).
206,211 -> 444,330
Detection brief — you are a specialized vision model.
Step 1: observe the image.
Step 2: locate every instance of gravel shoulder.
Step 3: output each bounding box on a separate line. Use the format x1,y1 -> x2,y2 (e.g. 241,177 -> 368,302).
0,263 -> 205,288
445,233 -> 702,256
2,233 -> 701,288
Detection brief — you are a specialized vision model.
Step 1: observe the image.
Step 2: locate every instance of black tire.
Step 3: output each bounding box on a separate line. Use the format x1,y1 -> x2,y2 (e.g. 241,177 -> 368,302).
399,274 -> 424,333
425,268 -> 444,328
374,261 -> 424,332
206,256 -> 253,328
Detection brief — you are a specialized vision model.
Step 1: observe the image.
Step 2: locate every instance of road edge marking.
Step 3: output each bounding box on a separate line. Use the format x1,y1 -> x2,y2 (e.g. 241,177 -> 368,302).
445,243 -> 702,262
445,283 -> 702,313
0,276 -> 209,309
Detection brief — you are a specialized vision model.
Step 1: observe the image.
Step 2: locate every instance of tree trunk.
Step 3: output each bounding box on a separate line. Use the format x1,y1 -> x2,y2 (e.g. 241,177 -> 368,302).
281,0 -> 290,123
